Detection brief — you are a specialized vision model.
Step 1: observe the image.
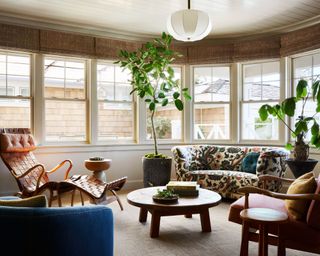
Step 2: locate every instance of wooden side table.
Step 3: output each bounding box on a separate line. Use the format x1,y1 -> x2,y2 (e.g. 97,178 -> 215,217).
240,208 -> 288,256
84,159 -> 112,182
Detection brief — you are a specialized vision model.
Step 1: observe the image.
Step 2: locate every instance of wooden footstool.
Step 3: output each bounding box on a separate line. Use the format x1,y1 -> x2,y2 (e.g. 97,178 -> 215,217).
240,208 -> 288,256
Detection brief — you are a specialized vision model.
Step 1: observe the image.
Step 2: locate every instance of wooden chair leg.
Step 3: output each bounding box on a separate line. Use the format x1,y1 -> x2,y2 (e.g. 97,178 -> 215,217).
48,189 -> 53,207
240,220 -> 249,256
71,189 -> 75,206
110,189 -> 123,210
80,191 -> 84,206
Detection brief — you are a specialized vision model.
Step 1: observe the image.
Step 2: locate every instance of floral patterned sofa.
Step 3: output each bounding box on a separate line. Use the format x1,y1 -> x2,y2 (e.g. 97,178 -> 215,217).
171,145 -> 290,199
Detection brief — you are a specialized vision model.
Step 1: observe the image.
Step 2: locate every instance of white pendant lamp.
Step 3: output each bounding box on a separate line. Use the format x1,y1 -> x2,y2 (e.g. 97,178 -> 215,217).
167,0 -> 212,42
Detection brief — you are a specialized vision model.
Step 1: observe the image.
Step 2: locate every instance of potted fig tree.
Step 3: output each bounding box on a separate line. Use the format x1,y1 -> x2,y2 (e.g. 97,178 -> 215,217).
115,32 -> 191,187
259,77 -> 320,177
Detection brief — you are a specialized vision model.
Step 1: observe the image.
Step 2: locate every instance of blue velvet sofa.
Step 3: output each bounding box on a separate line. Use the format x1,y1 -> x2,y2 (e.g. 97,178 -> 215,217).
0,197 -> 114,256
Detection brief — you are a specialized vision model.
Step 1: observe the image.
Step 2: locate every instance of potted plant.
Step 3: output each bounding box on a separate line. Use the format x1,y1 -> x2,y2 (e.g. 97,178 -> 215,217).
115,32 -> 191,187
258,77 -> 320,177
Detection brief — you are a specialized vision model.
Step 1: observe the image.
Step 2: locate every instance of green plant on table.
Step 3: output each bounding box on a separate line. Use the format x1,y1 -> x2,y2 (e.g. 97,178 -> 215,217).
258,77 -> 320,161
154,189 -> 177,199
115,32 -> 191,159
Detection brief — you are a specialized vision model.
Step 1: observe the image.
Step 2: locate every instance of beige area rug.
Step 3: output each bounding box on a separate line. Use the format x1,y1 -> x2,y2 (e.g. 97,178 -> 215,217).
58,190 -> 317,256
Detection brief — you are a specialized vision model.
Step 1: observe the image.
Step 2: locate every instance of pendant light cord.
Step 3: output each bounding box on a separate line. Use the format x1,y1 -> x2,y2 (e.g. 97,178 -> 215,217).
188,0 -> 190,9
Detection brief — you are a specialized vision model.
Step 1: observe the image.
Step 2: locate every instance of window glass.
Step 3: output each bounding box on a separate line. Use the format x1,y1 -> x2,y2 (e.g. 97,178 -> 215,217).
193,66 -> 230,140
97,63 -> 134,141
241,61 -> 280,140
44,57 -> 87,142
0,53 -> 31,128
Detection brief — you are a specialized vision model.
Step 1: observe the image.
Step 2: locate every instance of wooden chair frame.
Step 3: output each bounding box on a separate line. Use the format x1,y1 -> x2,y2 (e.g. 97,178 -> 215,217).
238,175 -> 320,255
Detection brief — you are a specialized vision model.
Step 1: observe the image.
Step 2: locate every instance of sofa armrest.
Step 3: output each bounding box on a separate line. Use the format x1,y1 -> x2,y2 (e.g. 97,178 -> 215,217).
171,146 -> 192,180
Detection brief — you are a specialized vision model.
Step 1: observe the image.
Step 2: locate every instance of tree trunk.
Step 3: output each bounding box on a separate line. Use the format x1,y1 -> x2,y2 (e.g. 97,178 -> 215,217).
294,135 -> 309,161
150,110 -> 158,155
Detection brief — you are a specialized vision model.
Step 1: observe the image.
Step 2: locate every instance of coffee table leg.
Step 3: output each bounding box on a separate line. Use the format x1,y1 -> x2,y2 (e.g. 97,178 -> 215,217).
200,209 -> 211,232
185,213 -> 192,218
139,208 -> 148,223
150,210 -> 161,238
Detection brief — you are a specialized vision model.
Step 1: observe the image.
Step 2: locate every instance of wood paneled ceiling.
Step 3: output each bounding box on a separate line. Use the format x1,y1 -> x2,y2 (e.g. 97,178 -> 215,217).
0,0 -> 319,40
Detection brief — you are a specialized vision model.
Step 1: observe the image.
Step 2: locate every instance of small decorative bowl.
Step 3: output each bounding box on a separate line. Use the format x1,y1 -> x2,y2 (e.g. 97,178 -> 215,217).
152,195 -> 179,204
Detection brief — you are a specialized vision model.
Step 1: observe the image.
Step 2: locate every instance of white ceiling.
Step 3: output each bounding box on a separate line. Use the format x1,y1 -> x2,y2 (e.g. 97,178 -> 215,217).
0,0 -> 319,40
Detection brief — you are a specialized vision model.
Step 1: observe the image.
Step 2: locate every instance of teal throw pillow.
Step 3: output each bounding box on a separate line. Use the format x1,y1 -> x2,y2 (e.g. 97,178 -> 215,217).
0,195 -> 47,207
241,152 -> 260,174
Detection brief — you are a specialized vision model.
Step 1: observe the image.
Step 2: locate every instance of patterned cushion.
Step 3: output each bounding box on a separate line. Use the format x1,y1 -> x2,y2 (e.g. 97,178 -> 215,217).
0,195 -> 47,207
241,152 -> 260,174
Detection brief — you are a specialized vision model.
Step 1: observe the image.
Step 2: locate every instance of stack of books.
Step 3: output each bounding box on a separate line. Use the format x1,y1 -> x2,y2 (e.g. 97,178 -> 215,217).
166,181 -> 199,197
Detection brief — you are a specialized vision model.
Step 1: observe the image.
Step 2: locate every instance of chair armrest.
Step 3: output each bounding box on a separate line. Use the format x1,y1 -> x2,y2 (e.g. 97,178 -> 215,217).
46,159 -> 73,179
12,164 -> 45,179
238,186 -> 320,209
259,175 -> 295,189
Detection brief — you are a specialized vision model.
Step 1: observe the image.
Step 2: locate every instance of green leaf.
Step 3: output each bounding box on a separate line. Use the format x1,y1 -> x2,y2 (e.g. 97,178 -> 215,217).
149,102 -> 155,111
285,143 -> 293,150
183,91 -> 192,100
173,92 -> 180,99
296,79 -> 308,98
145,99 -> 151,102
311,122 -> 319,136
258,105 -> 269,121
174,99 -> 183,111
162,98 -> 168,107
167,66 -> 174,77
182,88 -> 188,92
282,97 -> 296,117
312,80 -> 319,100
158,92 -> 165,98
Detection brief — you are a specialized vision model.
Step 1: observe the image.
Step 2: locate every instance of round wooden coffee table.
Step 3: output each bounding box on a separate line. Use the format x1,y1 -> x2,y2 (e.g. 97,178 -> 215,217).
127,186 -> 221,238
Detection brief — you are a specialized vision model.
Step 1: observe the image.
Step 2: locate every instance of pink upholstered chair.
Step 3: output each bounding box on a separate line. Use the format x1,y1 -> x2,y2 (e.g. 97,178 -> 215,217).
228,175 -> 320,255
0,128 -> 74,206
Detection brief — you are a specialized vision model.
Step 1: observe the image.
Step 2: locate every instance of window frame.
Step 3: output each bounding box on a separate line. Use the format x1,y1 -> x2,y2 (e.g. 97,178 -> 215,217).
95,60 -> 136,144
239,58 -> 284,145
43,55 -> 89,144
191,63 -> 232,143
289,49 -> 320,146
0,50 -> 32,130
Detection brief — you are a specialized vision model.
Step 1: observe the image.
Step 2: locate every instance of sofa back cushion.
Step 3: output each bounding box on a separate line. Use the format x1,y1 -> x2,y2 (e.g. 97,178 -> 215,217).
173,145 -> 249,171
307,174 -> 320,229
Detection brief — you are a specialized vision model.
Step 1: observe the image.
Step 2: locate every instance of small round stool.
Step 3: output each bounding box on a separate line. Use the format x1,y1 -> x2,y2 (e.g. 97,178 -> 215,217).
240,208 -> 288,256
84,159 -> 112,182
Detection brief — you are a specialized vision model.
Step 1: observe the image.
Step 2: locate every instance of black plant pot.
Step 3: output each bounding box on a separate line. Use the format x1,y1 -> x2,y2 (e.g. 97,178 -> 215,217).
285,158 -> 318,178
142,157 -> 172,187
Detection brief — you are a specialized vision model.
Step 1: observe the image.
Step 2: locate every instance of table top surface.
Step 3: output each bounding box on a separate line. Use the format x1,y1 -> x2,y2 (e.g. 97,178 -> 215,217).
127,186 -> 221,209
240,208 -> 288,223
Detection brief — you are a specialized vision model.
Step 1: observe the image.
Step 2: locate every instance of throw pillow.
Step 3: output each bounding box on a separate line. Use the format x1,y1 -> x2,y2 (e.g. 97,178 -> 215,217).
240,152 -> 260,174
0,195 -> 47,207
306,173 -> 320,229
285,172 -> 317,220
